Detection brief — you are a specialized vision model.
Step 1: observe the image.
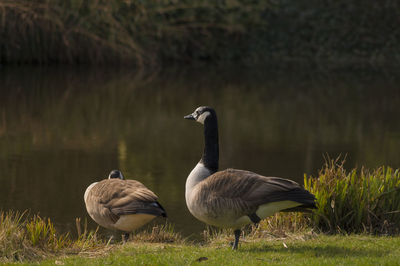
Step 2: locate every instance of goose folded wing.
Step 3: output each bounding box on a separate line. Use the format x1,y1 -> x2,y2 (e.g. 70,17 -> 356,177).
205,169 -> 315,212
242,174 -> 316,207
105,180 -> 162,217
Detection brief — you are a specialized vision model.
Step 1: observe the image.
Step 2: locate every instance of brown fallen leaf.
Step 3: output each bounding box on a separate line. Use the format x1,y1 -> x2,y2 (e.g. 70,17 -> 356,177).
196,257 -> 208,262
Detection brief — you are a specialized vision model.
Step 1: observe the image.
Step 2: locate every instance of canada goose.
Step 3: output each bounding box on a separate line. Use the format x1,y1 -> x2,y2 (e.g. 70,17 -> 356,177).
84,170 -> 167,241
184,106 -> 316,250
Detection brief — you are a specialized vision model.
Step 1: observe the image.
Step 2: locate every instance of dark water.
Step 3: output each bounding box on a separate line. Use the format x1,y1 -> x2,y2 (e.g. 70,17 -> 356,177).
1,66 -> 400,238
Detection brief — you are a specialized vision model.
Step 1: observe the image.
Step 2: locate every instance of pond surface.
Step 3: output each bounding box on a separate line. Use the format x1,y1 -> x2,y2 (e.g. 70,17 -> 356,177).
1,65 -> 400,238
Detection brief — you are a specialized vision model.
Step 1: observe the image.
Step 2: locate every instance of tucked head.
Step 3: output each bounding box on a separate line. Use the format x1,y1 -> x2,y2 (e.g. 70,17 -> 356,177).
184,106 -> 216,124
108,170 -> 124,180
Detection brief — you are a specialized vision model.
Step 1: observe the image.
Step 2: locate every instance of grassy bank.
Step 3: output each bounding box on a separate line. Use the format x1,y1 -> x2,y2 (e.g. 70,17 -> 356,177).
2,210 -> 399,264
1,0 -> 399,66
2,212 -> 399,264
1,161 -> 400,263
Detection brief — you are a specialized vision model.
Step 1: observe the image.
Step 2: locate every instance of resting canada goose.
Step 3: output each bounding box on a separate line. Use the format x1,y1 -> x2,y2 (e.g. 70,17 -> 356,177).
184,106 -> 316,250
84,170 -> 167,241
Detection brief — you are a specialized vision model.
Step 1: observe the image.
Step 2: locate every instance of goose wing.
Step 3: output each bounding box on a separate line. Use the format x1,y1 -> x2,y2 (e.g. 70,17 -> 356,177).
90,179 -> 165,220
196,169 -> 315,216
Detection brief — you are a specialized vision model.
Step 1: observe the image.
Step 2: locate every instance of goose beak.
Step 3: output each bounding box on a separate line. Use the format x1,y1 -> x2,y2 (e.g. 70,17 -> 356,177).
184,113 -> 195,120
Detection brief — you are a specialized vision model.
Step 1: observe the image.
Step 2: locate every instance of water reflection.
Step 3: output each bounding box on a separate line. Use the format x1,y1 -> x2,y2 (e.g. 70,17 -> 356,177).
0,66 -> 399,237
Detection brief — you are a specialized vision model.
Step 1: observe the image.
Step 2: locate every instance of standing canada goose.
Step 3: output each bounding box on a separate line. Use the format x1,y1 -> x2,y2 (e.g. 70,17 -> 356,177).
184,106 -> 316,250
84,170 -> 167,241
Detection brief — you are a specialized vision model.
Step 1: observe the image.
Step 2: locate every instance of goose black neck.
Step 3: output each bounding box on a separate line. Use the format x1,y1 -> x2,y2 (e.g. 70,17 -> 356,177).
200,114 -> 219,172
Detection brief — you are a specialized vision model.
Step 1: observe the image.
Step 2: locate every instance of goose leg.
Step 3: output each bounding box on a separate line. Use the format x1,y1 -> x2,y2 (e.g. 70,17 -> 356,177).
123,233 -> 130,243
232,229 -> 241,250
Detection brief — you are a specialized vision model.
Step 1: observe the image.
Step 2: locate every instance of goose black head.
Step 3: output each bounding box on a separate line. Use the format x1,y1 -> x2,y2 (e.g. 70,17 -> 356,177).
108,170 -> 124,180
184,106 -> 216,125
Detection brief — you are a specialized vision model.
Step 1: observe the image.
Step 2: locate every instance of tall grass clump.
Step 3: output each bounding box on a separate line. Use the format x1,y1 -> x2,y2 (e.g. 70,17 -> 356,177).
0,211 -> 104,262
26,215 -> 75,250
304,159 -> 400,234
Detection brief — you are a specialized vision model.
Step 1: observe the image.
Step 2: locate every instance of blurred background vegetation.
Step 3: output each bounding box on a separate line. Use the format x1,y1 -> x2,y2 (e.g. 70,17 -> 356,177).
1,0 -> 399,67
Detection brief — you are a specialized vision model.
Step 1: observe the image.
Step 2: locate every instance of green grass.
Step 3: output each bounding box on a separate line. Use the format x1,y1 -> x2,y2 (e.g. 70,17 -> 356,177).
3,214 -> 399,265
38,235 -> 400,265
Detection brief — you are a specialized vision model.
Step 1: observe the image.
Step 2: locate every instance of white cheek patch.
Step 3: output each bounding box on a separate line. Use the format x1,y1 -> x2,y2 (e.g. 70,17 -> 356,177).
197,111 -> 210,124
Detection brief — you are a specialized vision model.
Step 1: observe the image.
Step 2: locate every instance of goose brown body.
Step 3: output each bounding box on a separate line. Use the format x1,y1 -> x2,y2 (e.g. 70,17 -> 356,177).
187,168 -> 315,229
84,174 -> 166,233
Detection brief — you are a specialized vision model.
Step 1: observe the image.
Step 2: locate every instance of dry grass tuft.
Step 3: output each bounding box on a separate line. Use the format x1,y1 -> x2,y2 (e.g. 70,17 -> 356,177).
202,223 -> 317,248
131,222 -> 183,244
255,212 -> 315,238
